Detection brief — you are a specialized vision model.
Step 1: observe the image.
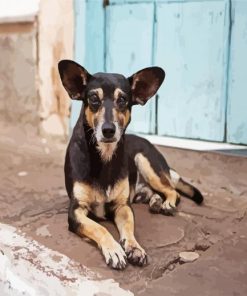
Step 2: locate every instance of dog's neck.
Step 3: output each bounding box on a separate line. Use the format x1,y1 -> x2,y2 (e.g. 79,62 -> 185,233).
96,141 -> 118,163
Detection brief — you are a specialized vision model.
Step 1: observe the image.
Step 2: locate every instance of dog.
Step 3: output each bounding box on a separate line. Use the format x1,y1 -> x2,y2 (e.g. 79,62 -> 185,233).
58,60 -> 203,270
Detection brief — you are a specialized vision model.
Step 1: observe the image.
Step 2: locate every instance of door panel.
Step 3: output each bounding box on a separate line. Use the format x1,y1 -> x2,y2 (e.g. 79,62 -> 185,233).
106,3 -> 155,133
71,0 -> 105,130
156,1 -> 229,141
227,0 -> 247,144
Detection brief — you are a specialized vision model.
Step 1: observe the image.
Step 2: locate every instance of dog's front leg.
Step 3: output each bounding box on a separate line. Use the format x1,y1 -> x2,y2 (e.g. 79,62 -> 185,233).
114,204 -> 148,266
68,199 -> 127,269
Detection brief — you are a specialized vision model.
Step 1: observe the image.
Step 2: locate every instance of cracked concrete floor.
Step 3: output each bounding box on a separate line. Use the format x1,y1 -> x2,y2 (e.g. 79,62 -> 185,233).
0,125 -> 247,295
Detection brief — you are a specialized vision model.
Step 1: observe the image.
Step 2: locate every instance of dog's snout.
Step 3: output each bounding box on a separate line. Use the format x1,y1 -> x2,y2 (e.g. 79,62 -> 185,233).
102,122 -> 116,139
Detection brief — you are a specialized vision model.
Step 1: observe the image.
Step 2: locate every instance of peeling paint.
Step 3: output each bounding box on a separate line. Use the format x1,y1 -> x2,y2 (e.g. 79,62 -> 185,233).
0,223 -> 133,296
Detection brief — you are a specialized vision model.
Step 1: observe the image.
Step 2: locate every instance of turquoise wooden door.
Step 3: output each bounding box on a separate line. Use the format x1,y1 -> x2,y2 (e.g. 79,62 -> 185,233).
155,1 -> 229,141
72,0 -> 105,128
105,2 -> 155,134
227,0 -> 247,144
73,0 -> 247,144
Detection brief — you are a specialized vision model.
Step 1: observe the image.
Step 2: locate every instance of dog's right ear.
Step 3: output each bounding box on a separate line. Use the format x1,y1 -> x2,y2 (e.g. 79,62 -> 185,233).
58,60 -> 91,100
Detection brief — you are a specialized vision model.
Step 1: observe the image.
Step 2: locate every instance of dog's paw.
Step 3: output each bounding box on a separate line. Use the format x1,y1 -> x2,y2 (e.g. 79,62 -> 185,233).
160,199 -> 177,215
160,194 -> 180,216
149,194 -> 163,213
101,238 -> 127,270
120,238 -> 148,266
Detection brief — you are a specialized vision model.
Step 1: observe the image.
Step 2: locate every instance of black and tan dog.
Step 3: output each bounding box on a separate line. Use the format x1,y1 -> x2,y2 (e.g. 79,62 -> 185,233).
58,60 -> 203,270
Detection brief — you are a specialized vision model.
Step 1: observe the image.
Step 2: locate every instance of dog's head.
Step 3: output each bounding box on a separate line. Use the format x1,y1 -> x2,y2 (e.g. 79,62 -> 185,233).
58,60 -> 165,144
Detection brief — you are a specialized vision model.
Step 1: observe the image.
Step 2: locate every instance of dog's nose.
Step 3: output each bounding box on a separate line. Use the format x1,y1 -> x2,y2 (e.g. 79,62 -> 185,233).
102,122 -> 116,139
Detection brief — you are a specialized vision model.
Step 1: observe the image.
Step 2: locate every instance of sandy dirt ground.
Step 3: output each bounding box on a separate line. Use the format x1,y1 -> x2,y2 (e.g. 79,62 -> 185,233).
0,124 -> 247,295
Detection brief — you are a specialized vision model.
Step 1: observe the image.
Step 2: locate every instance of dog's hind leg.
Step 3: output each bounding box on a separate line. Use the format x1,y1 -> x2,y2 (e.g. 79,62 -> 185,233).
132,173 -> 155,204
135,153 -> 180,215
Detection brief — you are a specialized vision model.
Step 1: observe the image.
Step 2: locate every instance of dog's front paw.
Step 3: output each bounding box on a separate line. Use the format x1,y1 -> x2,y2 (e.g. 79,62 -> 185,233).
120,238 -> 148,266
101,238 -> 127,270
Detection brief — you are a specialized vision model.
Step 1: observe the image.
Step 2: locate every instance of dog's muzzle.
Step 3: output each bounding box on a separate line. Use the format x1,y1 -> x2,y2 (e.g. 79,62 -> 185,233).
100,122 -> 117,142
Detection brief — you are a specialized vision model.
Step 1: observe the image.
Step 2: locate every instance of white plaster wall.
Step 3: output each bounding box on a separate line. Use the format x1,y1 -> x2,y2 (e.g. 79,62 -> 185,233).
38,0 -> 74,136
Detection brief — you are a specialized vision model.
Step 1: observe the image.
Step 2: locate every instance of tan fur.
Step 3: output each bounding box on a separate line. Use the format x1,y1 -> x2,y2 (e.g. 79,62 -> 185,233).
112,88 -> 131,128
108,177 -> 129,204
74,207 -> 128,270
73,181 -> 92,201
114,204 -> 146,259
135,153 -> 178,207
96,142 -> 118,163
73,182 -> 125,259
85,106 -> 95,128
85,90 -> 105,129
111,178 -> 145,254
73,179 -> 129,217
75,207 -> 108,243
115,205 -> 134,240
113,108 -> 130,129
73,182 -> 111,245
73,181 -> 105,211
90,88 -> 104,100
73,176 -> 145,267
129,185 -> 136,203
113,88 -> 125,100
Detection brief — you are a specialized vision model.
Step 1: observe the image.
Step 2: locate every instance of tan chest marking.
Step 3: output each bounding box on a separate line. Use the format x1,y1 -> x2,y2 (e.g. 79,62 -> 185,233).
73,181 -> 104,206
106,178 -> 130,204
96,142 -> 118,163
73,178 -> 129,217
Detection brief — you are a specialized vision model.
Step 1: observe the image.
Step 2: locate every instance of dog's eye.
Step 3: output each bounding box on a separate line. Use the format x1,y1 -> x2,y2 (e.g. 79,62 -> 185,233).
88,95 -> 101,107
117,96 -> 127,107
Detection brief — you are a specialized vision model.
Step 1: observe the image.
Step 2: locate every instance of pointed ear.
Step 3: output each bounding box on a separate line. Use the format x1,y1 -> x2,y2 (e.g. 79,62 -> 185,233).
58,60 -> 91,100
128,67 -> 165,105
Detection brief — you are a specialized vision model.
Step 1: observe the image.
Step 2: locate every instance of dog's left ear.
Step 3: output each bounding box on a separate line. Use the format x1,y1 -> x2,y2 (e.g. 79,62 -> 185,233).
58,59 -> 91,100
128,67 -> 165,105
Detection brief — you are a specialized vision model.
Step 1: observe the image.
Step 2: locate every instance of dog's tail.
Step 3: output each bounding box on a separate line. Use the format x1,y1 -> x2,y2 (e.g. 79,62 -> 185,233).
170,169 -> 203,205
176,178 -> 204,204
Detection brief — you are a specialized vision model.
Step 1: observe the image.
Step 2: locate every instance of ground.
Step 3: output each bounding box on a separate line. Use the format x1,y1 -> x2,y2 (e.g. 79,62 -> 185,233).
0,124 -> 247,295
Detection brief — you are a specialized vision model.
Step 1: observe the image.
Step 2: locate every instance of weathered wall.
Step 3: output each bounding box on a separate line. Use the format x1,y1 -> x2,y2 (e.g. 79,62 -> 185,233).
38,0 -> 74,137
0,22 -> 38,126
0,0 -> 74,136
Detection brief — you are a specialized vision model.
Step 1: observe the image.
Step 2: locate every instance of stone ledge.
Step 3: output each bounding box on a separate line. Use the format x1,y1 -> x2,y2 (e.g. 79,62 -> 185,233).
0,223 -> 133,296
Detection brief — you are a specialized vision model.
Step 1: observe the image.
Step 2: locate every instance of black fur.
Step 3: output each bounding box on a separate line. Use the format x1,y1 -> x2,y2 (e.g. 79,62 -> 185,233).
58,60 -> 202,233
